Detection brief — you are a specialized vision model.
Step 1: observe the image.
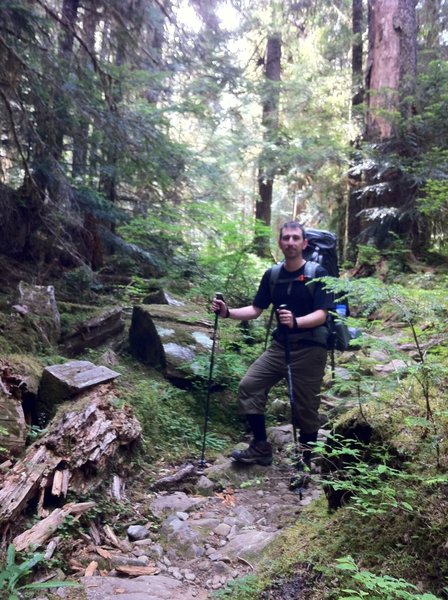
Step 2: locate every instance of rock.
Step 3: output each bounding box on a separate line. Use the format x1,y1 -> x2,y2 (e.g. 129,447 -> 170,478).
82,574 -> 208,600
213,523 -> 231,537
149,492 -> 207,518
195,475 -> 215,496
142,289 -> 185,306
128,304 -> 214,381
211,530 -> 278,561
17,281 -> 61,344
374,359 -> 407,375
268,425 -> 293,448
127,525 -> 150,541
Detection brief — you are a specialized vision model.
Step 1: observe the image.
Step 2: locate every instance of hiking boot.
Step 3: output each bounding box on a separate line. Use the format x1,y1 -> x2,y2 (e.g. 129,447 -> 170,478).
231,440 -> 273,466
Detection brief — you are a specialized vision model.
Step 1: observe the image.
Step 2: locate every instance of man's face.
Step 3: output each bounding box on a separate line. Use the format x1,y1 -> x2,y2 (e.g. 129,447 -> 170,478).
278,226 -> 308,259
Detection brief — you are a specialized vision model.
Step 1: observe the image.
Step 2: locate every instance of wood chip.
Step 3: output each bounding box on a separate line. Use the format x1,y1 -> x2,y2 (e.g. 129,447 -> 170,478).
88,522 -> 102,545
103,524 -> 122,549
95,546 -> 112,560
84,561 -> 98,577
52,469 -> 70,497
115,565 -> 159,577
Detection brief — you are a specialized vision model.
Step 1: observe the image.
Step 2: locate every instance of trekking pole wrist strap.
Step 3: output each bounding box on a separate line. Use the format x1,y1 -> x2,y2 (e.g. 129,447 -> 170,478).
224,306 -> 230,318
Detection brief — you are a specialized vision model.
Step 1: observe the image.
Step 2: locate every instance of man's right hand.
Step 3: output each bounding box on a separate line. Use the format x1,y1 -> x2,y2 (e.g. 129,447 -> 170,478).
211,298 -> 228,317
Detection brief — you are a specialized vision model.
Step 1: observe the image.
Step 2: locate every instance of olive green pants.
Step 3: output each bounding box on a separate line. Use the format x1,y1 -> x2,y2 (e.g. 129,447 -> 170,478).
237,341 -> 327,434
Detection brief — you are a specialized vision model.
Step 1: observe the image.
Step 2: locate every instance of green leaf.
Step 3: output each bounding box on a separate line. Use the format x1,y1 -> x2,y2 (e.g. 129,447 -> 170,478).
21,580 -> 81,590
6,545 -> 16,568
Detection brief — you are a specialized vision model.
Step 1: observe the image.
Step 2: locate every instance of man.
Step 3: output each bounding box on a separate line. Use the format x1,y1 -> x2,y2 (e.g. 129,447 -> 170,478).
211,221 -> 333,467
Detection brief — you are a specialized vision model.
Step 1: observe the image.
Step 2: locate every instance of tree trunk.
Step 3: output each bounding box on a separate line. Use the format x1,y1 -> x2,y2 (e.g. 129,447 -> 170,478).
255,34 -> 281,257
72,2 -> 99,180
54,0 -> 80,161
352,0 -> 364,110
366,0 -> 417,141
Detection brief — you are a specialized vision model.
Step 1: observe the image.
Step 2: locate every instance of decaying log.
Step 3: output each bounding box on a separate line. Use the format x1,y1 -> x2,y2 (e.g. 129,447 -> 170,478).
51,468 -> 70,497
38,360 -> 120,421
0,391 -> 27,456
60,308 -> 125,356
13,501 -> 96,551
151,463 -> 198,491
0,384 -> 142,530
0,361 -> 32,456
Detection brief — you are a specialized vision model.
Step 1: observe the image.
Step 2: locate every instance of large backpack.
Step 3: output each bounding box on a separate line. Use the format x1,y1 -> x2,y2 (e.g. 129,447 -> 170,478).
266,228 -> 352,354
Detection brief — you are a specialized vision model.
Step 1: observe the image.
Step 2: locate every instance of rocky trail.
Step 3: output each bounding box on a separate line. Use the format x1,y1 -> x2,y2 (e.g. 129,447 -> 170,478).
76,426 -> 321,600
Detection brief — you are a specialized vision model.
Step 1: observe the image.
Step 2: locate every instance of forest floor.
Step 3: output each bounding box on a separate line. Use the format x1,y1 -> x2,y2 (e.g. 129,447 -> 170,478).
60,433 -> 323,600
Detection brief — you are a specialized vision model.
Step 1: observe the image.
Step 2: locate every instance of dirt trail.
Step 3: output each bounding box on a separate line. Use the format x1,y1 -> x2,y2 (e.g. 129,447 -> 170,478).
79,427 -> 321,600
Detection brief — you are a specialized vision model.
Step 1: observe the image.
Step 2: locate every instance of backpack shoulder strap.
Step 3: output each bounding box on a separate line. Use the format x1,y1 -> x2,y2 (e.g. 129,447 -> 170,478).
269,262 -> 283,299
304,260 -> 319,297
264,263 -> 283,350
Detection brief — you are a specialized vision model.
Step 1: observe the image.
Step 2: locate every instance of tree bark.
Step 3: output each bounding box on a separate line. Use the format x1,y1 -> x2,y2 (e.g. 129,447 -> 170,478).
366,0 -> 417,141
72,2 -> 99,180
352,0 -> 364,110
255,34 -> 281,257
54,0 -> 80,161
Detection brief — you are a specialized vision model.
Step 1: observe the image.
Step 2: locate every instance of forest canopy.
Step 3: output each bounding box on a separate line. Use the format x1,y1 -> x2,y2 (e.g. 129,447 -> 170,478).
0,0 -> 447,281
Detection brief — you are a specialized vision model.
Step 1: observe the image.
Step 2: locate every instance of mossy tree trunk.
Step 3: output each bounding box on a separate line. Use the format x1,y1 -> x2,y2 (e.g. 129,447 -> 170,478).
255,33 -> 281,258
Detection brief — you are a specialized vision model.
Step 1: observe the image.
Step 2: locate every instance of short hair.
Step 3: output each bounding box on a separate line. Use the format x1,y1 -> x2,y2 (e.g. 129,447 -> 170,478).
278,221 -> 306,242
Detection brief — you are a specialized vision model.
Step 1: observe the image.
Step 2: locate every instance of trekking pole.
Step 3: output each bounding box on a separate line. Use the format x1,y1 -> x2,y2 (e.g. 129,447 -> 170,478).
199,292 -> 224,468
279,306 -> 310,496
279,305 -> 298,448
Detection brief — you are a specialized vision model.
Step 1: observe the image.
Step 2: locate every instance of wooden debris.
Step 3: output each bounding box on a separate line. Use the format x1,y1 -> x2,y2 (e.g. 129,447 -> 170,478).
0,388 -> 27,456
44,537 -> 60,560
13,501 -> 96,552
84,561 -> 99,577
0,385 -> 141,529
103,524 -> 122,550
115,565 -> 159,577
111,474 -> 123,500
39,360 -> 120,403
151,463 -> 197,491
89,522 -> 102,545
95,546 -> 112,560
61,308 -> 125,356
51,469 -> 70,497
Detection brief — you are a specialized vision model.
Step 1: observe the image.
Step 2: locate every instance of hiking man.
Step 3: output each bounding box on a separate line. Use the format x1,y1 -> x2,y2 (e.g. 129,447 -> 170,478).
211,221 -> 333,467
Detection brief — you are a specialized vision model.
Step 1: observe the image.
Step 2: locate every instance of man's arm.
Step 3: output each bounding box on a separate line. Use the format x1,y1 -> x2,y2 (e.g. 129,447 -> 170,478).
211,298 -> 263,321
277,307 -> 328,329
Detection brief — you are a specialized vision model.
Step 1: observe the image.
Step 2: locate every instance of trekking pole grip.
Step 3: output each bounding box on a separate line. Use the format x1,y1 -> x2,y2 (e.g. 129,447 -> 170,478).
278,304 -> 289,330
214,292 -> 224,315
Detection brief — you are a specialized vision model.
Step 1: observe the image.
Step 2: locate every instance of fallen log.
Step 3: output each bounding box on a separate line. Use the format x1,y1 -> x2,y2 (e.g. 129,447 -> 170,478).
13,501 -> 96,552
0,384 -> 142,530
60,308 -> 125,356
150,463 -> 198,491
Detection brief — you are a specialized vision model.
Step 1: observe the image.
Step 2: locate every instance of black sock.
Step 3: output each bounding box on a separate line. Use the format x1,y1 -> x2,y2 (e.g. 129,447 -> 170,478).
299,431 -> 318,464
246,414 -> 267,442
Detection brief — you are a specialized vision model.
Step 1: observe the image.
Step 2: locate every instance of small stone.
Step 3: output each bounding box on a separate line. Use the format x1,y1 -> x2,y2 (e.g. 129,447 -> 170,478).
127,525 -> 149,541
214,523 -> 231,537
